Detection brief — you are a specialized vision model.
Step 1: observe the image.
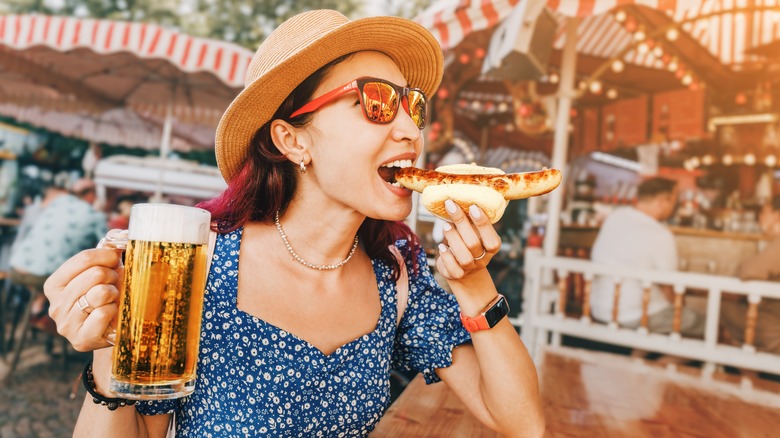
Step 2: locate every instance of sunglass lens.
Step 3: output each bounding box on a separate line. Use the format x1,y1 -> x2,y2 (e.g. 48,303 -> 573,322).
362,82 -> 399,124
407,90 -> 427,129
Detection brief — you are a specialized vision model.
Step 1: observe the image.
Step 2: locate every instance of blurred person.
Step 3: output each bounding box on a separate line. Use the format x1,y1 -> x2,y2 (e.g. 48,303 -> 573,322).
8,176 -> 107,327
106,194 -> 138,230
43,10 -> 544,438
720,195 -> 780,354
590,177 -> 705,336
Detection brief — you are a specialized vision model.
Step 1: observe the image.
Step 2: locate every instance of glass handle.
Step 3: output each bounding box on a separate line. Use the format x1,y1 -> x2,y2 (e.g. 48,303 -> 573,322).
96,229 -> 128,346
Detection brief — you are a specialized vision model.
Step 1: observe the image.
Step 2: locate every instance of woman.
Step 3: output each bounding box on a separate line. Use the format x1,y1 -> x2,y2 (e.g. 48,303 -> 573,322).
44,10 -> 544,437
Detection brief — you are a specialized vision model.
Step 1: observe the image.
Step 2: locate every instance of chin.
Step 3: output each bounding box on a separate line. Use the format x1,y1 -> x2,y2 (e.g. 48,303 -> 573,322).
366,204 -> 412,222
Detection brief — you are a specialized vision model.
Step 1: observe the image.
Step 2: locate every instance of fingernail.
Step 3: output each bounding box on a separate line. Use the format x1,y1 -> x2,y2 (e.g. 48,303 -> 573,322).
445,199 -> 457,214
438,243 -> 448,253
469,205 -> 481,219
442,222 -> 452,231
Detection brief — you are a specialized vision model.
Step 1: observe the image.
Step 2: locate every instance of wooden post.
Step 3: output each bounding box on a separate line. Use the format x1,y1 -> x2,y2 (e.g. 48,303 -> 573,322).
640,283 -> 652,331
744,294 -> 762,350
671,285 -> 685,339
557,270 -> 569,317
610,279 -> 622,327
581,273 -> 593,322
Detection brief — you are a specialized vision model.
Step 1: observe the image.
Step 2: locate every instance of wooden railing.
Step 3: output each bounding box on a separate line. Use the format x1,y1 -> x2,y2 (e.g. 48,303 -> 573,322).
520,248 -> 780,377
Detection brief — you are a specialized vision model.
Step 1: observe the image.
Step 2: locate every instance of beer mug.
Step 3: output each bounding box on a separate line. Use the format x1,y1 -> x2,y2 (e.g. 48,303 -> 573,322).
100,203 -> 211,400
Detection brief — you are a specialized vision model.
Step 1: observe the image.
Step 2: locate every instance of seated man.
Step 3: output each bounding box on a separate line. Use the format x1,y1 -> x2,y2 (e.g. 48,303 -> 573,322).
721,195 -> 780,354
589,177 -> 705,337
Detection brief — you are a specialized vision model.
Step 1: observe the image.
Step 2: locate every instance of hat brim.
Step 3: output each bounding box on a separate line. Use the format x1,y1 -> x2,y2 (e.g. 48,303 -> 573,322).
215,16 -> 444,182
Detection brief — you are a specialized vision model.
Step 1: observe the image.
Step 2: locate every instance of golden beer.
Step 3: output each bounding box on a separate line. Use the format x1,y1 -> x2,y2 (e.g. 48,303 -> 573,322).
108,204 -> 211,400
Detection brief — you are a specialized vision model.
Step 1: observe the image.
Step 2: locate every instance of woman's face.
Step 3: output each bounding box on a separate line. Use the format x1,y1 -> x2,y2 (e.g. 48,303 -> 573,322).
296,51 -> 423,221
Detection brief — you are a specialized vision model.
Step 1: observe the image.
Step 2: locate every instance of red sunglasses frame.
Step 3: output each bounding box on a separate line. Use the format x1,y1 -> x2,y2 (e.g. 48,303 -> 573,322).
289,77 -> 428,129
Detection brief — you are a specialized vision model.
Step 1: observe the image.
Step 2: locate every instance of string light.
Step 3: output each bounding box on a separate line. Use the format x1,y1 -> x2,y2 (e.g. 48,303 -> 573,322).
614,10 -> 627,23
744,153 -> 757,166
606,89 -> 619,99
611,59 -> 625,73
666,28 -> 679,41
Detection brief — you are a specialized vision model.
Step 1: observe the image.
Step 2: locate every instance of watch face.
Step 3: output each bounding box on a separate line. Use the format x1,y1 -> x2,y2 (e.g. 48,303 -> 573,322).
484,296 -> 509,327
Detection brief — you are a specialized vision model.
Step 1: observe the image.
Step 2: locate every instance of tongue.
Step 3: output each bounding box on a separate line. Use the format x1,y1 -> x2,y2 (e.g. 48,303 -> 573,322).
378,167 -> 396,183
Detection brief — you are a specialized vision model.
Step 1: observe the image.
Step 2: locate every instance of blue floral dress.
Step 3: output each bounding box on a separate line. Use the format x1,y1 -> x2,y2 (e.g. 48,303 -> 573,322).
136,228 -> 471,436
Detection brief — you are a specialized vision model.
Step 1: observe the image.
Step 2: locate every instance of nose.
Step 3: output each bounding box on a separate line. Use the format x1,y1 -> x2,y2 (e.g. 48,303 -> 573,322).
391,105 -> 422,144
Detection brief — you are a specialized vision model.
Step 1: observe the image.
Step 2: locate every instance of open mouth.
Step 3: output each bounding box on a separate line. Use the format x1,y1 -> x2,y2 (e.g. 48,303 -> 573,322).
378,159 -> 413,187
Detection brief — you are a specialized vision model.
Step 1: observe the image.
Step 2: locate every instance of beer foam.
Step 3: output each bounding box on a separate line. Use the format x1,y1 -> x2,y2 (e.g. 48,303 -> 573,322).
128,204 -> 211,244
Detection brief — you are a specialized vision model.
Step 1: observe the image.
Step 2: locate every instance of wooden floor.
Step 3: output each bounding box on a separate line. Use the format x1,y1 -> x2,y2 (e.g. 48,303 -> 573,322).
372,346 -> 780,437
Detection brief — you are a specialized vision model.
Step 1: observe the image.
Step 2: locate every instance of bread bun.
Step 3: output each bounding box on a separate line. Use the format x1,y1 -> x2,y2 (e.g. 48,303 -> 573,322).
436,163 -> 505,175
422,184 -> 508,224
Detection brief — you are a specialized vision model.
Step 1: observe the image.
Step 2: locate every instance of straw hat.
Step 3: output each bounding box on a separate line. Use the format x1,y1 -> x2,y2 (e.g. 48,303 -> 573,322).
215,9 -> 444,182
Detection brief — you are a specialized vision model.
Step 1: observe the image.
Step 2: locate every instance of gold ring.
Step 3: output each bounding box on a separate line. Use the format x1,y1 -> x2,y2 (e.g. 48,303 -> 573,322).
474,249 -> 487,261
77,294 -> 94,315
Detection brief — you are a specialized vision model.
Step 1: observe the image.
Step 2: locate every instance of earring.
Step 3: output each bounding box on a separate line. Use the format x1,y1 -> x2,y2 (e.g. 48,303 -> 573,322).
299,158 -> 307,174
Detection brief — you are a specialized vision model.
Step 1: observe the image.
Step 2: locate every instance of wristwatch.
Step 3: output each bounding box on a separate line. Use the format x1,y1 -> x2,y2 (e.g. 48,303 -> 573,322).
459,294 -> 510,333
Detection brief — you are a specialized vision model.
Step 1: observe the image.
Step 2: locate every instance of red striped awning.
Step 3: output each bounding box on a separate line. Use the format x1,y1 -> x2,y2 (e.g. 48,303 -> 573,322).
416,0 -> 780,68
0,14 -> 254,87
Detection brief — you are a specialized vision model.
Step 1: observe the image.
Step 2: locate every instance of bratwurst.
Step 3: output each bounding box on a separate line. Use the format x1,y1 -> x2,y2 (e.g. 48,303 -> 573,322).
395,163 -> 562,223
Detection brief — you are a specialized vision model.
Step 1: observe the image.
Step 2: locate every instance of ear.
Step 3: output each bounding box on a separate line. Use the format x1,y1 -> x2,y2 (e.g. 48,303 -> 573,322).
270,119 -> 309,166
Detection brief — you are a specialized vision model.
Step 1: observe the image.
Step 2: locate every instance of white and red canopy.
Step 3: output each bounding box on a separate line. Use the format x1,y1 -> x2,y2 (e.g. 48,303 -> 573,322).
0,14 -> 255,149
416,0 -> 780,69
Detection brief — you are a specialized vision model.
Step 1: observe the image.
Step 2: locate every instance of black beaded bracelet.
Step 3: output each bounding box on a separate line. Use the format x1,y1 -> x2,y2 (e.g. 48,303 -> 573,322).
82,360 -> 136,411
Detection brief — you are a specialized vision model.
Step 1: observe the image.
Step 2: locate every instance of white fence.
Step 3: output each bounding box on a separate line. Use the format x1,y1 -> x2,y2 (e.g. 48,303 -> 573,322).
520,248 -> 780,377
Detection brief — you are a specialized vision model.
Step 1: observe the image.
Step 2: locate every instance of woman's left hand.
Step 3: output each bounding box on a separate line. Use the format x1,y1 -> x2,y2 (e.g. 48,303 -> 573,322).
436,199 -> 502,281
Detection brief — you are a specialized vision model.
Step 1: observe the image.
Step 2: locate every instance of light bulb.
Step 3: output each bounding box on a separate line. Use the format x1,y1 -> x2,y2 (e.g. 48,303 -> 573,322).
634,29 -> 646,41
611,60 -> 625,73
615,10 -> 627,23
589,81 -> 603,94
723,154 -> 734,166
681,74 -> 693,86
666,28 -> 679,41
702,155 -> 714,166
606,89 -> 618,99
765,155 -> 777,167
744,153 -> 756,166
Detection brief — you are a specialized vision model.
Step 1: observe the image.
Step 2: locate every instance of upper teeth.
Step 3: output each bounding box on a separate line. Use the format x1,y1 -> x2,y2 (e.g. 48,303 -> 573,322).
381,159 -> 413,168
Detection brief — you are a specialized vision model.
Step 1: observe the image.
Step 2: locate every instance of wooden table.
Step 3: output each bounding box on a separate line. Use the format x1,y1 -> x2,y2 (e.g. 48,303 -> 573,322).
372,346 -> 780,437
371,376 -> 499,437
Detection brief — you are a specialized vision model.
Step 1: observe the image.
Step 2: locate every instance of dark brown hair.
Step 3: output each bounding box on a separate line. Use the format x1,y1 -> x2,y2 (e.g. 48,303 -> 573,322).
637,177 -> 677,201
198,55 -> 419,280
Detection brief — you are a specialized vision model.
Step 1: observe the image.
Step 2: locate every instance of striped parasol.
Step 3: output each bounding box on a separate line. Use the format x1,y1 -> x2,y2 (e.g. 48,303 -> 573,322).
0,14 -> 254,152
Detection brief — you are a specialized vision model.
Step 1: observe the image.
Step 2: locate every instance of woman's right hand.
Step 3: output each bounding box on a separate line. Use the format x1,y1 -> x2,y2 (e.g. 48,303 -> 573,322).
43,248 -> 124,352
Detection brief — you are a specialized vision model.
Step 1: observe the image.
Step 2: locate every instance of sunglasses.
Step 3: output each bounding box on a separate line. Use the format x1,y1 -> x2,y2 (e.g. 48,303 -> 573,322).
289,77 -> 428,130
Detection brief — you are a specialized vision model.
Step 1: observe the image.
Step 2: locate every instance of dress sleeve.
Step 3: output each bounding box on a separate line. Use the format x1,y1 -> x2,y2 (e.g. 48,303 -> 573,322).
391,241 -> 472,384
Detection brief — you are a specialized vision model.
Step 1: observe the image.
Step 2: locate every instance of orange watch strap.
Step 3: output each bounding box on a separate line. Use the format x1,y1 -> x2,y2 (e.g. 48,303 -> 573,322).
459,294 -> 506,333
